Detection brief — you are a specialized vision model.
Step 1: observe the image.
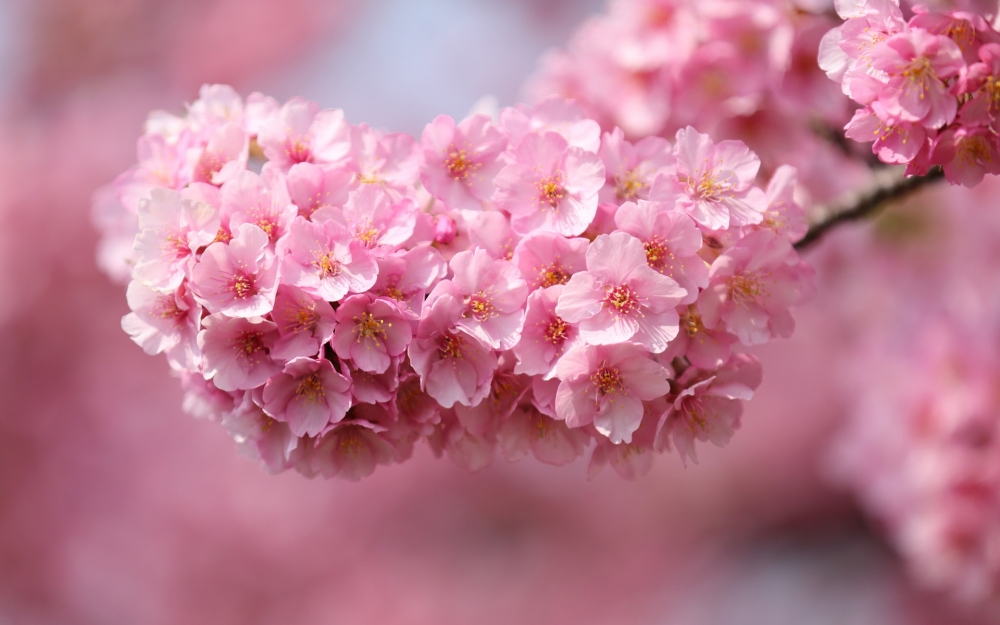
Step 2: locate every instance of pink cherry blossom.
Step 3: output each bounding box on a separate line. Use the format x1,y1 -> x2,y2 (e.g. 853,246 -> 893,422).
269,284 -> 337,362
758,165 -> 808,243
465,211 -> 521,260
845,102 -> 930,164
513,285 -> 582,380
221,395 -> 299,475
500,96 -> 602,152
132,187 -> 219,291
277,215 -> 378,302
198,314 -> 282,392
613,199 -> 707,304
332,294 -> 412,374
420,113 -> 508,210
339,124 -> 420,196
660,305 -> 737,370
511,231 -> 589,291
221,168 -> 297,246
191,223 -> 279,318
262,357 -> 352,437
256,97 -> 351,170
556,231 -> 686,353
309,421 -> 397,481
436,247 -> 528,351
870,29 -> 964,128
598,127 -> 674,204
494,130 -> 605,237
656,353 -> 762,466
121,280 -> 202,371
699,230 -> 815,346
651,127 -> 767,231
407,292 -> 497,409
553,341 -> 672,444
588,399 -> 663,479
284,162 -> 351,219
498,400 -> 590,467
322,184 -> 418,252
348,359 -> 400,404
370,245 -> 447,316
187,122 -> 247,186
931,125 -> 1000,187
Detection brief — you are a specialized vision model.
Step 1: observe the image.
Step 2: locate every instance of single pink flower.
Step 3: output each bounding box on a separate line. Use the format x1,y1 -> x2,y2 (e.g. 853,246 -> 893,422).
309,421 -> 397,481
870,30 -> 964,128
465,211 -> 521,260
660,305 -> 737,370
554,341 -> 672,444
588,399 -> 663,479
332,294 -> 412,374
269,285 -> 337,363
433,247 -> 528,351
598,127 -> 674,204
191,223 -> 279,318
221,395 -> 299,475
277,215 -> 378,302
348,359 -> 400,405
757,165 -> 808,242
187,122 -> 247,186
256,97 -> 352,170
339,124 -> 420,196
319,184 -> 418,252
493,131 -> 605,237
370,245 -> 448,316
262,357 -> 352,437
498,401 -> 590,467
500,96 -> 602,152
556,231 -> 686,353
407,292 -> 497,409
698,230 -> 815,346
613,199 -> 707,304
931,125 -> 1000,187
513,285 -> 582,380
121,279 -> 202,371
656,353 -> 762,466
198,314 -> 282,392
651,126 -> 767,230
221,168 -> 297,246
511,231 -> 589,291
419,113 -> 508,210
284,162 -> 351,219
132,187 -> 219,291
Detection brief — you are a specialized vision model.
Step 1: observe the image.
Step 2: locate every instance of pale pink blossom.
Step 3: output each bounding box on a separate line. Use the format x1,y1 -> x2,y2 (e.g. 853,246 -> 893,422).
554,341 -> 672,444
513,285 -> 582,380
187,122 -> 247,186
498,400 -> 590,466
277,215 -> 377,302
435,247 -> 528,351
262,357 -> 352,437
556,231 -> 686,353
320,184 -> 418,252
284,162 -> 351,219
597,127 -> 674,204
698,229 -> 815,346
339,124 -> 420,196
221,168 -> 297,246
407,292 -> 497,409
310,421 -> 397,481
269,285 -> 337,362
494,131 -> 605,237
511,232 -> 589,291
113,133 -> 186,213
122,280 -> 201,371
651,127 -> 767,231
256,97 -> 352,170
191,223 -> 278,318
186,84 -> 245,131
370,245 -> 447,316
757,165 -> 808,243
420,113 -> 508,210
500,96 -> 602,152
332,294 -> 411,374
132,188 -> 219,291
656,353 -> 762,466
198,314 -> 282,392
465,211 -> 521,260
613,199 -> 707,304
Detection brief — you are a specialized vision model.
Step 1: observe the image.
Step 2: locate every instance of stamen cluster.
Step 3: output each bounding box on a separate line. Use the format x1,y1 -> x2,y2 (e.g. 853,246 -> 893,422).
95,84 -> 814,481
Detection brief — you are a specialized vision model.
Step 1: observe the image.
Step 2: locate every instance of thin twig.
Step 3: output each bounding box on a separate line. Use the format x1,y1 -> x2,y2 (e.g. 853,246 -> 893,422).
795,167 -> 945,251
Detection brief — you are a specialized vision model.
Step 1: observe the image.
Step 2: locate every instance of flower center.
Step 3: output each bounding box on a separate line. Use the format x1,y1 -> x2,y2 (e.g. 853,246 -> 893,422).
544,316 -> 569,345
539,263 -> 570,287
606,284 -> 640,316
313,253 -> 341,279
643,237 -> 673,271
466,291 -> 496,321
287,137 -> 312,164
537,174 -> 566,208
445,145 -> 481,182
284,304 -> 318,334
682,309 -> 704,336
438,333 -> 465,359
355,312 -> 386,343
229,272 -> 257,299
356,224 -> 382,247
234,330 -> 266,359
728,273 -> 765,305
956,134 -> 993,167
615,169 -> 645,201
295,373 -> 326,404
591,364 -> 624,397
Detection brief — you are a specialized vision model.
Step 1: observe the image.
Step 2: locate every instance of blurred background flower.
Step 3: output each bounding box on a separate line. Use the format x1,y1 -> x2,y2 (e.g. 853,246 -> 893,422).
0,0 -> 995,623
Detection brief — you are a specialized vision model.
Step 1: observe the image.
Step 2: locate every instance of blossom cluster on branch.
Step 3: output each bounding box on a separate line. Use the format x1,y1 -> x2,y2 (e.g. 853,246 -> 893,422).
822,0 -> 1000,186
93,85 -> 814,481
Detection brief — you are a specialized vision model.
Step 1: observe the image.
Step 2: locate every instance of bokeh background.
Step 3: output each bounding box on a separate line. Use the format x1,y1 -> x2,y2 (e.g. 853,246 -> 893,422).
0,0 -> 991,623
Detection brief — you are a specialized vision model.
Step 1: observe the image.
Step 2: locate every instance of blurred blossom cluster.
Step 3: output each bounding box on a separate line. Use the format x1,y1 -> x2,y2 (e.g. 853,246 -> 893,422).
95,84 -> 815,481
822,0 -> 1000,185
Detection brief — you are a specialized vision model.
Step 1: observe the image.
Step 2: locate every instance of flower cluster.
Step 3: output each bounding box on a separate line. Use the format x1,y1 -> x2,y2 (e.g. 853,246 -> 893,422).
823,0 -> 1000,186
95,85 -> 814,481
525,0 -> 865,205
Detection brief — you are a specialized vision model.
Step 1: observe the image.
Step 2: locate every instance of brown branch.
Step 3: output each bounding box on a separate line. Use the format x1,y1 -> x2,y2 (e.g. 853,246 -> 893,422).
794,167 -> 945,251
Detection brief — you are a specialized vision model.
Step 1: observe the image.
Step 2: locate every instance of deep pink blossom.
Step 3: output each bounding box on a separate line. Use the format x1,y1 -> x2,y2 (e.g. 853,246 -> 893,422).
370,245 -> 447,316
553,341 -> 671,444
556,231 -> 686,353
198,314 -> 282,391
269,285 -> 337,362
511,232 -> 589,291
870,30 -> 964,128
931,125 -> 1000,186
513,285 -> 582,380
332,294 -> 412,374
191,223 -> 279,318
597,127 -> 674,204
262,357 -> 352,437
494,131 -> 605,237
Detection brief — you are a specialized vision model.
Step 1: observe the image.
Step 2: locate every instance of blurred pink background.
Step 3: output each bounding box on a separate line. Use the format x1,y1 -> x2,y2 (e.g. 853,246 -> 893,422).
0,0 -> 990,623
